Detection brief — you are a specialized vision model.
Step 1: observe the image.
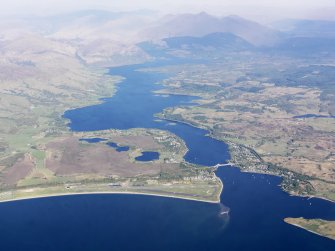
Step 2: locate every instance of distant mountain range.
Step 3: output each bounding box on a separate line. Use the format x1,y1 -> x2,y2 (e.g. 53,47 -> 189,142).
141,12 -> 282,46
139,32 -> 254,58
1,10 -> 334,65
138,13 -> 335,58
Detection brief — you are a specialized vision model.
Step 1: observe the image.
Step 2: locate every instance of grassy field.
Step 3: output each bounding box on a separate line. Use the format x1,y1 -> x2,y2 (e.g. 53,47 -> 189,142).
150,59 -> 335,202
0,36 -> 222,203
285,218 -> 335,240
0,178 -> 222,204
0,104 -> 221,202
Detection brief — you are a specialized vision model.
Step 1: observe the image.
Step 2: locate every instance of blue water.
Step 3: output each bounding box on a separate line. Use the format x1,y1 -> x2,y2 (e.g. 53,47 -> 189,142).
106,142 -> 130,152
294,114 -> 335,119
64,63 -> 230,166
135,151 -> 160,161
80,138 -> 107,143
115,146 -> 130,152
0,62 -> 334,250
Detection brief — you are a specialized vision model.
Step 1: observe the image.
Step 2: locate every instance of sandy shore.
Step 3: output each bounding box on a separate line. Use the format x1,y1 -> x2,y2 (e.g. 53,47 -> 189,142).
0,190 -> 221,204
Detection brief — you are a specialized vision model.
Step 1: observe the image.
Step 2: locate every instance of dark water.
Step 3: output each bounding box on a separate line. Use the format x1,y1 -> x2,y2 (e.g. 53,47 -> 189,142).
294,114 -> 335,119
64,63 -> 230,166
106,142 -> 130,152
135,151 -> 160,161
0,62 -> 334,250
80,138 -> 107,143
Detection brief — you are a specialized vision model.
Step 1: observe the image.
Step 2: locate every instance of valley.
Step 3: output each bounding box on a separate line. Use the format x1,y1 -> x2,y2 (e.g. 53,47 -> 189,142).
152,60 -> 335,201
0,10 -> 334,244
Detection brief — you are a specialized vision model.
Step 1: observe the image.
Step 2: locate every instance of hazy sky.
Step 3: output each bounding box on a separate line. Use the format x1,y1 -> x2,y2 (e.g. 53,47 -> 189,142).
1,0 -> 335,21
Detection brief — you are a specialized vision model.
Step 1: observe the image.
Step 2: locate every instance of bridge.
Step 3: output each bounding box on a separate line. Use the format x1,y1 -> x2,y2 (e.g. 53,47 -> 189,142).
212,163 -> 235,169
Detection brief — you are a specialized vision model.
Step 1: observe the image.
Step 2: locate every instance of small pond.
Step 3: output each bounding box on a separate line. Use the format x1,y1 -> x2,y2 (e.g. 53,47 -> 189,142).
135,151 -> 160,162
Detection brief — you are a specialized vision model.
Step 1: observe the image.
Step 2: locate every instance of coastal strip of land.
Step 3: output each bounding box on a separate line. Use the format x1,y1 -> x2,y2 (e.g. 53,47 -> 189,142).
285,218 -> 335,241
0,178 -> 222,204
0,127 -> 222,204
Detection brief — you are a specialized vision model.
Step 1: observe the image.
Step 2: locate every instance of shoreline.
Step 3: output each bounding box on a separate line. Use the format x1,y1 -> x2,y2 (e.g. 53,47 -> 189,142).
286,222 -> 335,241
62,63 -> 335,206
0,190 -> 220,205
6,67 -> 222,207
160,115 -> 335,204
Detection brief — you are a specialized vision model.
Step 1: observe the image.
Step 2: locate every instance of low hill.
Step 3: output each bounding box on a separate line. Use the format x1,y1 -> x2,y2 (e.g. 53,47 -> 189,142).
164,32 -> 254,51
138,32 -> 254,59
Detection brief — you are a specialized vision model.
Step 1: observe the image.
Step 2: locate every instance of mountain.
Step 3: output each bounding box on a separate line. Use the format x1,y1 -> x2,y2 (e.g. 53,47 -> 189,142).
140,12 -> 282,46
164,32 -> 253,51
77,39 -> 151,66
138,32 -> 254,59
0,10 -> 156,67
3,10 -> 156,42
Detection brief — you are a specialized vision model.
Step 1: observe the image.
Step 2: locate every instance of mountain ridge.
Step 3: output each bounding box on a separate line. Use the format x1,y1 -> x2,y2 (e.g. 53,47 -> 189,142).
141,12 -> 283,46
